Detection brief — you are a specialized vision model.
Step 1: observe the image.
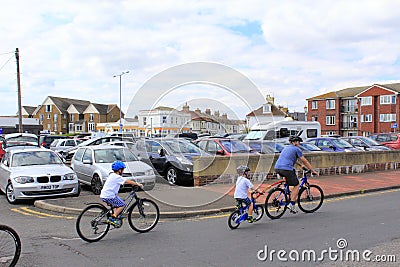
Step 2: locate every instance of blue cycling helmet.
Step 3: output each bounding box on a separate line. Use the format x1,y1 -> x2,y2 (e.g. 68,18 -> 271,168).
111,160 -> 126,171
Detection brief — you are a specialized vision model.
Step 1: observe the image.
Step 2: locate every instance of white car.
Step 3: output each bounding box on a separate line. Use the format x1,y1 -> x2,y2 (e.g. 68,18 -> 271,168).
0,147 -> 80,204
71,145 -> 156,195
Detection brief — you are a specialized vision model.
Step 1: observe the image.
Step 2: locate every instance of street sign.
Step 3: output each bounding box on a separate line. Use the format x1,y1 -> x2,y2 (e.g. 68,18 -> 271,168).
391,123 -> 398,129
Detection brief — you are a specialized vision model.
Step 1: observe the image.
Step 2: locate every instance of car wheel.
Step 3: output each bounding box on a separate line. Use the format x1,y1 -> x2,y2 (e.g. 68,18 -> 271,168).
73,183 -> 81,197
165,166 -> 178,185
91,175 -> 103,195
6,181 -> 18,204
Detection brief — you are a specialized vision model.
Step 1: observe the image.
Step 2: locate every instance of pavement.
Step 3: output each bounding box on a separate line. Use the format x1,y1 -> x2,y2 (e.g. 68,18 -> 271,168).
34,170 -> 400,218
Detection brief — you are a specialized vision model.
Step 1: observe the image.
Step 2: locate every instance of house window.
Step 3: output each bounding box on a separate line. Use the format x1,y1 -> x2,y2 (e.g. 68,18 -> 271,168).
39,114 -> 44,122
311,116 -> 318,122
311,101 -> 318,110
360,96 -> 372,106
326,116 -> 335,125
143,117 -> 147,125
45,105 -> 52,112
380,95 -> 396,104
70,114 -> 74,121
360,114 -> 372,122
379,114 -> 396,122
88,123 -> 95,131
69,123 -> 74,132
54,114 -> 58,122
54,124 -> 58,131
263,104 -> 272,113
162,116 -> 167,124
47,124 -> 51,130
170,117 -> 173,124
326,100 -> 335,109
47,114 -> 51,119
76,125 -> 83,131
90,114 -> 94,121
63,114 -> 67,119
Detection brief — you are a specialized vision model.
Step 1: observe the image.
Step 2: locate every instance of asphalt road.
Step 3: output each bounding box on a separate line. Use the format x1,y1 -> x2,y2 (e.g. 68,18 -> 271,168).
1,189 -> 399,267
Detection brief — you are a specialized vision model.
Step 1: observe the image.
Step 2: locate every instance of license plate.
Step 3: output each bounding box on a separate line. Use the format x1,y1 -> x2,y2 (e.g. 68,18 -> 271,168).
41,185 -> 59,190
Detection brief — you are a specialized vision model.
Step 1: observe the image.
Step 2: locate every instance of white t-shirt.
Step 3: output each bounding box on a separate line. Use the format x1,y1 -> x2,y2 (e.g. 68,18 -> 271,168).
100,172 -> 127,199
234,176 -> 253,199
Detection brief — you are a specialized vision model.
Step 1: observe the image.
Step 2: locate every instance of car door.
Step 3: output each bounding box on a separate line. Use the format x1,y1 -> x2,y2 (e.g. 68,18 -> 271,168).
71,148 -> 86,182
79,148 -> 96,183
316,139 -> 335,152
148,141 -> 167,174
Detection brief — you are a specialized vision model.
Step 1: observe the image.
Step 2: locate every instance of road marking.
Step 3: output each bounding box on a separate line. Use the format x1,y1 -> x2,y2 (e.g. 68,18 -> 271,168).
11,207 -> 75,220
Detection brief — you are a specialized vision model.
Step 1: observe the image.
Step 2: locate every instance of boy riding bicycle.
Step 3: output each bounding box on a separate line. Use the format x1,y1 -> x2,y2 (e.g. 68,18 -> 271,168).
234,165 -> 260,223
100,160 -> 143,227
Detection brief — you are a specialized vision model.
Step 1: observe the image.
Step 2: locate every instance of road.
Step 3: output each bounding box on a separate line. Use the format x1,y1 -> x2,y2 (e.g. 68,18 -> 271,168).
0,189 -> 399,267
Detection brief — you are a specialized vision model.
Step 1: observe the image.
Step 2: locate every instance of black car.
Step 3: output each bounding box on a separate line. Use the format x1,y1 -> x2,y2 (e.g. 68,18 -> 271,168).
133,138 -> 211,186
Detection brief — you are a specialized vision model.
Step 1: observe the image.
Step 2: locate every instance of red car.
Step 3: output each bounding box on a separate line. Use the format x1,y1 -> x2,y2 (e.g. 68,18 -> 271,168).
194,137 -> 258,156
368,133 -> 400,150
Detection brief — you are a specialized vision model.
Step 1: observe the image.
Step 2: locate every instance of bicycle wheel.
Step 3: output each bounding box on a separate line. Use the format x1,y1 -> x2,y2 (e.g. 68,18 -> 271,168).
128,199 -> 160,233
0,224 -> 21,267
76,204 -> 110,242
253,205 -> 264,222
297,184 -> 324,213
264,188 -> 288,219
228,210 -> 241,229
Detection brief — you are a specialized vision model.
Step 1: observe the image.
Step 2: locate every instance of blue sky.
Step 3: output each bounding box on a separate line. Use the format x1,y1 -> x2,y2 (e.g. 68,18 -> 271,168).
1,0 -> 400,119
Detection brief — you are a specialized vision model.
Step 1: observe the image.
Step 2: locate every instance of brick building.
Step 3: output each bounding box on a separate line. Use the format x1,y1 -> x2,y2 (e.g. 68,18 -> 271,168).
307,83 -> 400,136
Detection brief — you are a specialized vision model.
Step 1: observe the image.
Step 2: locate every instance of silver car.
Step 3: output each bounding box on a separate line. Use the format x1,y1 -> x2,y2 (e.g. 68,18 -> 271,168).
0,147 -> 80,204
71,145 -> 156,195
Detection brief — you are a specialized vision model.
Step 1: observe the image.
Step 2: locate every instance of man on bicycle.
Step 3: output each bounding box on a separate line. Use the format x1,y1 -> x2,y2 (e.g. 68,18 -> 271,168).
274,136 -> 318,213
234,165 -> 260,223
100,160 -> 143,227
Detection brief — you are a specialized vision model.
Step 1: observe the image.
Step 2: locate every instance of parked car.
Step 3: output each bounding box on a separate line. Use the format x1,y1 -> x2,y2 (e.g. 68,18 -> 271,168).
299,142 -> 325,152
306,137 -> 361,152
368,133 -> 400,150
0,133 -> 39,160
0,147 -> 80,204
50,138 -> 84,155
245,140 -> 285,154
63,136 -> 126,161
194,137 -> 258,156
341,136 -> 391,151
133,138 -> 211,186
39,134 -> 70,149
71,145 -> 156,194
102,140 -> 136,150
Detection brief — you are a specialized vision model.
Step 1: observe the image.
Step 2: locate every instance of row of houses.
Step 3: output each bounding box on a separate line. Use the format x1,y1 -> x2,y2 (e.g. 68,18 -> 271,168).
16,95 -> 292,136
307,82 -> 400,136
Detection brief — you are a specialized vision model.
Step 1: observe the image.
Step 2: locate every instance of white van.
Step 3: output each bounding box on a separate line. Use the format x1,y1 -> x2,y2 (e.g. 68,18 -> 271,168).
244,119 -> 321,141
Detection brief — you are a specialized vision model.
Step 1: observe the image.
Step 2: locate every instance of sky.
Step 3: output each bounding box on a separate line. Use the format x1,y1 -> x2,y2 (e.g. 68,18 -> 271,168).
1,0 -> 400,121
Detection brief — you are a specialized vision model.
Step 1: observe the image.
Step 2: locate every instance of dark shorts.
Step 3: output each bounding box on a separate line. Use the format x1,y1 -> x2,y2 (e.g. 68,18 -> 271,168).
101,196 -> 125,208
235,197 -> 252,207
275,169 -> 299,186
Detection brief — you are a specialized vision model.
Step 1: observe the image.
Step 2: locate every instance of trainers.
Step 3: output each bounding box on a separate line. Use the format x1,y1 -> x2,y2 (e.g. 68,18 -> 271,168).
107,217 -> 122,227
247,216 -> 255,223
287,203 -> 297,214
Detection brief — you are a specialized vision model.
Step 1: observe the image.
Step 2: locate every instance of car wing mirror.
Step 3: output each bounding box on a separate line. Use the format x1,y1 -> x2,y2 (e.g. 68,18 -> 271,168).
216,149 -> 225,155
158,148 -> 165,157
82,159 -> 93,164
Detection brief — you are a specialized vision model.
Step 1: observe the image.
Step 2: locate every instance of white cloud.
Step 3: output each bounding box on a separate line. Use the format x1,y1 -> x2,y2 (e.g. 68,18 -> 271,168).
0,0 -> 400,121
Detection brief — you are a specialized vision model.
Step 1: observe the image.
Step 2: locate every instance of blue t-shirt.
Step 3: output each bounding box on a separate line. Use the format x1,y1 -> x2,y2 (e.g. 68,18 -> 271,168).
274,145 -> 303,171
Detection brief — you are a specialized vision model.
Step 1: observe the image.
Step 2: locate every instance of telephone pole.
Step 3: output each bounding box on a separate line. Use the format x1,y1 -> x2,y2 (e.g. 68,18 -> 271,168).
15,48 -> 23,133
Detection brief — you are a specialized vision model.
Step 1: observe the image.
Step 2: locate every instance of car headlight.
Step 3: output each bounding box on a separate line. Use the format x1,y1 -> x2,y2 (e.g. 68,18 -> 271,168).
63,173 -> 77,180
14,176 -> 34,184
176,156 -> 192,165
145,169 -> 155,176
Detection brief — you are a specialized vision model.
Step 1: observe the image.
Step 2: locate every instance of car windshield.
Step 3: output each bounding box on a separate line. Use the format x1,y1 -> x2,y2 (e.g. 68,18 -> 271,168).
163,140 -> 202,154
359,137 -> 380,146
94,148 -> 138,163
331,139 -> 353,148
301,143 -> 322,151
6,135 -> 38,147
220,140 -> 251,153
12,151 -> 63,167
244,131 -> 264,140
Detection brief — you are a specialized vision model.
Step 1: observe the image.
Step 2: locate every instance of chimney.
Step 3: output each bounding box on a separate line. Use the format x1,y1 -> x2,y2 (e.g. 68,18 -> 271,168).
266,94 -> 274,104
195,108 -> 201,113
182,102 -> 190,112
205,108 -> 211,115
222,113 -> 228,119
214,110 -> 220,117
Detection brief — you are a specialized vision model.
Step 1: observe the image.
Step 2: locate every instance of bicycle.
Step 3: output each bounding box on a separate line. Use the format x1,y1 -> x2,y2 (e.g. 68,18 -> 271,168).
76,186 -> 160,242
228,191 -> 265,229
264,169 -> 324,219
0,224 -> 21,267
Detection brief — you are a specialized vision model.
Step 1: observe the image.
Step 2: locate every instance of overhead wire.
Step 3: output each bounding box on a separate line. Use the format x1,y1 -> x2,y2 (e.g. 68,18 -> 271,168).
0,54 -> 14,72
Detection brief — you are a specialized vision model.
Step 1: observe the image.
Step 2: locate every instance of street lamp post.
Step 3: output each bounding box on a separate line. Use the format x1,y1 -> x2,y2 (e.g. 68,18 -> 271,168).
113,71 -> 129,132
